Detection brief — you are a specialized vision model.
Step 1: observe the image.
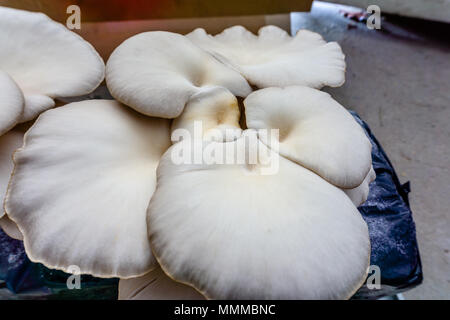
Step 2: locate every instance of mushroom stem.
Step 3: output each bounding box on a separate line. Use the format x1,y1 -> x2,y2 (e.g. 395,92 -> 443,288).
171,87 -> 242,142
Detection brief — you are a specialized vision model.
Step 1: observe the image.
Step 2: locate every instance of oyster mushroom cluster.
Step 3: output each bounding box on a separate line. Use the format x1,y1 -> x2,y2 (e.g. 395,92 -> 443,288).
0,7 -> 375,300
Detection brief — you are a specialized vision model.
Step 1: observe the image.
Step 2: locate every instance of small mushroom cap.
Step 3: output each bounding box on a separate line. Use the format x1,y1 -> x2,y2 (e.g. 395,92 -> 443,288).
187,26 -> 346,89
171,87 -> 242,142
118,266 -> 205,300
0,128 -> 23,221
106,31 -> 252,119
343,166 -> 376,207
0,128 -> 24,240
148,131 -> 370,299
0,215 -> 23,240
5,100 -> 171,278
245,86 -> 372,189
0,7 -> 105,122
0,70 -> 24,136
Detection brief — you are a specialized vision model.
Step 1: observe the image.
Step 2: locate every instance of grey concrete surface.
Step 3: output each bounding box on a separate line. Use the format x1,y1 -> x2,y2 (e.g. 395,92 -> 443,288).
291,1 -> 450,299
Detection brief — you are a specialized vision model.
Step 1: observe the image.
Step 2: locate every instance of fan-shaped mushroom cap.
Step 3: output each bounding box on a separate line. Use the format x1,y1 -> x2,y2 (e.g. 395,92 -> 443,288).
187,26 -> 346,89
5,99 -> 171,278
105,31 -> 252,119
245,86 -> 372,189
119,266 -> 205,300
0,7 -> 105,122
344,166 -> 376,207
148,130 -> 370,299
171,87 -> 242,142
0,70 -> 24,136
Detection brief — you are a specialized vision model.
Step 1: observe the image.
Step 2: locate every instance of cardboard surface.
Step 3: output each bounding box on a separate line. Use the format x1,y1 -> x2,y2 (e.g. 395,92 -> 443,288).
75,14 -> 291,60
0,0 -> 312,21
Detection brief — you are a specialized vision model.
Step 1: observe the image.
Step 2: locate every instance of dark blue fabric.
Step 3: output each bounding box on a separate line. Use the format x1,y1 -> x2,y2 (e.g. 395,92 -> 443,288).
0,229 -> 117,299
0,230 -> 48,294
0,111 -> 422,299
350,111 -> 422,298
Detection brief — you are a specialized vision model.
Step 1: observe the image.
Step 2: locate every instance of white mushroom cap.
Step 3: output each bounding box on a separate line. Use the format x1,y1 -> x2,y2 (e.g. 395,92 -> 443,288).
118,266 -> 204,300
0,127 -> 24,240
105,31 -> 252,119
0,128 -> 23,221
0,70 -> 24,136
171,87 -> 242,142
148,131 -> 370,299
344,166 -> 376,207
0,7 -> 105,122
187,26 -> 346,89
5,100 -> 171,278
245,86 -> 372,189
